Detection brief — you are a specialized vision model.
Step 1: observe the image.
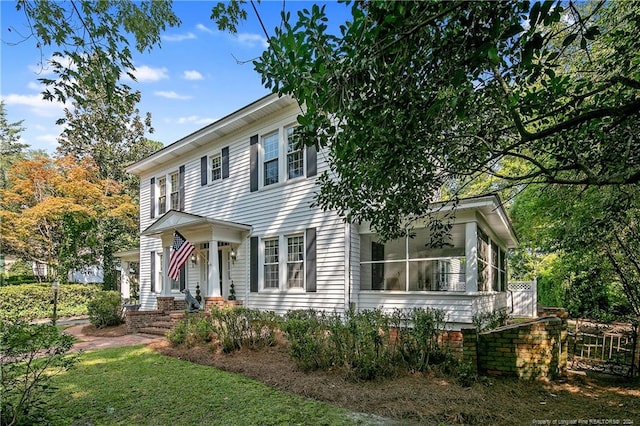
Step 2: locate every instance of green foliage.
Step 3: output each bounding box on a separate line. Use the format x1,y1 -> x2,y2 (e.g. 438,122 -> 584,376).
0,283 -> 101,320
391,308 -> 449,372
87,291 -> 123,329
166,314 -> 213,348
282,308 -> 452,381
0,318 -> 77,426
213,1 -> 640,244
208,306 -> 280,353
472,309 -> 509,332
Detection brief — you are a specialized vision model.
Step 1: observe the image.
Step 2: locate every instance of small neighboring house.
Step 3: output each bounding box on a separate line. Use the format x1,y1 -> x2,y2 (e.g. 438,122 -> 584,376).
122,94 -> 518,329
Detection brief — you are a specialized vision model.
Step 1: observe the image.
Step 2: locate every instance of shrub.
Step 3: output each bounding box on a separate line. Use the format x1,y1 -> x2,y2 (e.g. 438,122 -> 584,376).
281,310 -> 332,371
392,308 -> 448,372
472,309 -> 509,331
87,291 -> 123,329
0,317 -> 78,426
167,314 -> 213,348
209,306 -> 280,353
0,283 -> 102,321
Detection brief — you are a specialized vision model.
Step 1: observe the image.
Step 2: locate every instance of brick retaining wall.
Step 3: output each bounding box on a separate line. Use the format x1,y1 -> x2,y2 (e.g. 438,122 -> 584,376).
463,316 -> 568,380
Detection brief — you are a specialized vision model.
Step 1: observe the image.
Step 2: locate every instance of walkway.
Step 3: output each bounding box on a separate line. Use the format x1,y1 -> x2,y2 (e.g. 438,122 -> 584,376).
64,323 -> 165,352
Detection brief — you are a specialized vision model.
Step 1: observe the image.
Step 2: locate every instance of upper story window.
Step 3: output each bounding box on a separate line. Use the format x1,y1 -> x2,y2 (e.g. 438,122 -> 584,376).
262,133 -> 280,186
151,165 -> 184,219
169,172 -> 179,210
200,147 -> 229,187
210,153 -> 222,182
158,176 -> 167,215
286,126 -> 304,179
250,128 -> 316,193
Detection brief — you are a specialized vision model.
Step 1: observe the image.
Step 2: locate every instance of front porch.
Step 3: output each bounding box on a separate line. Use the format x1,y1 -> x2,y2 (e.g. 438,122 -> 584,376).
141,210 -> 251,310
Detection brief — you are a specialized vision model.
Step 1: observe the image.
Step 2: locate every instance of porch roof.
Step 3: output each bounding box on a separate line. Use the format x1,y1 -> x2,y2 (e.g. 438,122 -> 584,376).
141,210 -> 251,244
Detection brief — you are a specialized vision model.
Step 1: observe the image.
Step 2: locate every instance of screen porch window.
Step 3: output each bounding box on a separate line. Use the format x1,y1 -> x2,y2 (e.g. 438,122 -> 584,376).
263,133 -> 279,186
169,172 -> 179,210
360,225 -> 467,292
286,126 -> 304,179
264,238 -> 279,288
287,235 -> 304,288
158,177 -> 167,215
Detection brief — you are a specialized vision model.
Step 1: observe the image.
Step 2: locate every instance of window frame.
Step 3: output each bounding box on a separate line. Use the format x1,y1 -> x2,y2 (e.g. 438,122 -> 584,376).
154,169 -> 182,215
209,152 -> 222,182
260,233 -> 306,291
259,124 -> 305,189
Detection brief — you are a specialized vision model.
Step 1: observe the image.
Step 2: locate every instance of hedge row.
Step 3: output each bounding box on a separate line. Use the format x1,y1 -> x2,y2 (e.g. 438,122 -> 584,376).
0,283 -> 103,320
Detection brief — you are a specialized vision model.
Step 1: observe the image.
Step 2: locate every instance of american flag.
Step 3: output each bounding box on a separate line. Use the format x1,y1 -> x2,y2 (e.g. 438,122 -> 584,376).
168,231 -> 194,281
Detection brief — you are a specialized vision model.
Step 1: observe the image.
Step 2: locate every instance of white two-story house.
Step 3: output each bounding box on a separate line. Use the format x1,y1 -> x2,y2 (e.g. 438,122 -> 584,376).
125,94 -> 518,329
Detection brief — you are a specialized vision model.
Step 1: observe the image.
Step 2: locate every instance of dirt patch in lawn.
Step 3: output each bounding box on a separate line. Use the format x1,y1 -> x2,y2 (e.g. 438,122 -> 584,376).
81,323 -> 128,337
151,339 -> 640,425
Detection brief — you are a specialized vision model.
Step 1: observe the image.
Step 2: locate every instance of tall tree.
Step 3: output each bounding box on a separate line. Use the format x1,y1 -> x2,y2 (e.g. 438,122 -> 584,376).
0,102 -> 28,191
56,79 -> 163,199
14,1 -> 180,120
213,0 -> 640,240
0,155 -> 137,282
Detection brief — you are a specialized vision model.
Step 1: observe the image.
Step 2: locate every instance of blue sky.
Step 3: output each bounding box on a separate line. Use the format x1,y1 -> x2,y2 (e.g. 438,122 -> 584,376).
1,1 -> 350,154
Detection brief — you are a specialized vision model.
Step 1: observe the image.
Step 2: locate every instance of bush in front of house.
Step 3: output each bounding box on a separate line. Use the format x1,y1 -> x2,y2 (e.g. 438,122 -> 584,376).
282,307 -> 453,381
0,283 -> 102,320
87,291 -> 123,329
209,306 -> 280,353
166,314 -> 213,348
0,317 -> 78,426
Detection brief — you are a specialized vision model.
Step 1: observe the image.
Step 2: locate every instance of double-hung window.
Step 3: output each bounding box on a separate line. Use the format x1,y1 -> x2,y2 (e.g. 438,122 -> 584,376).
210,153 -> 222,182
263,133 -> 280,186
286,235 -> 304,288
158,177 -> 167,215
263,238 -> 279,289
286,126 -> 304,179
169,172 -> 179,210
262,234 -> 305,290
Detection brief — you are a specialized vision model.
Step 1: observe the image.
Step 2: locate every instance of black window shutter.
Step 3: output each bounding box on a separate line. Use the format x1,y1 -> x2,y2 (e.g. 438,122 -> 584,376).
222,146 -> 230,179
250,135 -> 258,192
306,228 -> 317,292
306,145 -> 317,178
179,165 -> 185,211
150,251 -> 156,293
200,156 -> 208,186
150,177 -> 155,219
250,236 -> 258,292
179,266 -> 186,291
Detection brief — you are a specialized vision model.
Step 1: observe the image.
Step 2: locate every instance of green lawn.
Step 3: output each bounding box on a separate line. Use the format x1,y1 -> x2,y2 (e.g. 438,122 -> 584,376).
48,346 -> 364,426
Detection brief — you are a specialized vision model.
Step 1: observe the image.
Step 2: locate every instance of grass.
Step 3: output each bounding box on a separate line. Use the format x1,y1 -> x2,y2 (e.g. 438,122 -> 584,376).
48,345 -> 363,426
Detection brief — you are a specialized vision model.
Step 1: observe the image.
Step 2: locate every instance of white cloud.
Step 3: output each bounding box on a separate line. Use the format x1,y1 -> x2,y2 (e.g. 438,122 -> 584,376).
174,115 -> 217,125
236,32 -> 268,49
162,32 -> 197,42
27,82 -> 42,91
154,91 -> 192,100
183,70 -> 204,81
35,133 -> 60,148
2,93 -> 67,117
127,65 -> 169,83
196,23 -> 215,34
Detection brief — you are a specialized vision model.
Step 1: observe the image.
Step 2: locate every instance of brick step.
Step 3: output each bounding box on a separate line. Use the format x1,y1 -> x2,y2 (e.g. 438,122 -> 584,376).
138,326 -> 171,336
148,321 -> 174,329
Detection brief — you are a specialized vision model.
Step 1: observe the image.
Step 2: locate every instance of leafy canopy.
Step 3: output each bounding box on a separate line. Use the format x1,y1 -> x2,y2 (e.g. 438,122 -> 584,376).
214,0 -> 640,239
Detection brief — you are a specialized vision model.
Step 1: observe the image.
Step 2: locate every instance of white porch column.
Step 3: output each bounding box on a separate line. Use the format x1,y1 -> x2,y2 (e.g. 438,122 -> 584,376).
208,240 -> 221,297
465,222 -> 478,292
120,261 -> 130,300
162,246 -> 171,295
